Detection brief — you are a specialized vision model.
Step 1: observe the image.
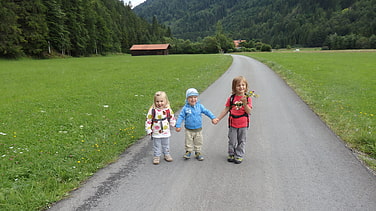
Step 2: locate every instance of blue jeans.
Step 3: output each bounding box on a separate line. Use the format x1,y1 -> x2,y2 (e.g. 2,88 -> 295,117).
152,137 -> 170,157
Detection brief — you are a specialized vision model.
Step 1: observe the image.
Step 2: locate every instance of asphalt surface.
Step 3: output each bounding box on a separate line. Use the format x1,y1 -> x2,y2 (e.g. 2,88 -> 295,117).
49,55 -> 376,211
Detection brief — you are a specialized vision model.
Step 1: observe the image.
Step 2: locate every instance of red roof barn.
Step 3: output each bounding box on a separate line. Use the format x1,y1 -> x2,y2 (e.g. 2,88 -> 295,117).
233,40 -> 246,48
130,44 -> 171,56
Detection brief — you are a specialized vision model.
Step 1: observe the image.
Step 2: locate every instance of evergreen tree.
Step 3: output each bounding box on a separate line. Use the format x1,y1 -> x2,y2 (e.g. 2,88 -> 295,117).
16,0 -> 48,57
44,0 -> 69,55
62,0 -> 88,56
0,0 -> 24,58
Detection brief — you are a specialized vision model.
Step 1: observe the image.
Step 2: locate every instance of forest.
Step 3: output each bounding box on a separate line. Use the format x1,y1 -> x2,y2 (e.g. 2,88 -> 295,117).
1,0 -> 375,58
134,0 -> 376,49
0,0 -> 171,58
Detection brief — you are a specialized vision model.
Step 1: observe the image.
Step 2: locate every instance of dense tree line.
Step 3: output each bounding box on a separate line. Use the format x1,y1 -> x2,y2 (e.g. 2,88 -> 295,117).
0,0 -> 171,58
163,22 -> 272,54
134,0 -> 376,49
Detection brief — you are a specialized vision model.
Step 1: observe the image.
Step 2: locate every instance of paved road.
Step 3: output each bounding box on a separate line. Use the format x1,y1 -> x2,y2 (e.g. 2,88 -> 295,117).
49,55 -> 376,211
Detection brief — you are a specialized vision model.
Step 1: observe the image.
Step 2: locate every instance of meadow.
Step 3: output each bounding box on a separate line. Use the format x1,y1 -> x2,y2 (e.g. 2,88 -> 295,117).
0,54 -> 233,210
243,51 -> 376,169
1,51 -> 375,210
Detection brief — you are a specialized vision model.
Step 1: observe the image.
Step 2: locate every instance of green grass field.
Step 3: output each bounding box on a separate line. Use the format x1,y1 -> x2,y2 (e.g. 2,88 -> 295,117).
0,54 -> 233,210
1,52 -> 375,210
242,51 -> 376,168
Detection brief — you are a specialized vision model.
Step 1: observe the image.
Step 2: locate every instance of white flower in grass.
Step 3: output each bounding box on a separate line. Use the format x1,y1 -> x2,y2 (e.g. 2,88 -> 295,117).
103,105 -> 109,108
0,132 -> 6,136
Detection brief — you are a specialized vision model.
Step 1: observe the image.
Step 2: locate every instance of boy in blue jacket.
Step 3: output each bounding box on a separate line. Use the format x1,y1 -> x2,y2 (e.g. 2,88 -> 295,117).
175,88 -> 218,161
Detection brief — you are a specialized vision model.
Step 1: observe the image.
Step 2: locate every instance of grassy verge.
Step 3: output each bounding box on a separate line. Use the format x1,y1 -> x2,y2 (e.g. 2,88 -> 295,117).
241,51 -> 376,171
0,54 -> 232,210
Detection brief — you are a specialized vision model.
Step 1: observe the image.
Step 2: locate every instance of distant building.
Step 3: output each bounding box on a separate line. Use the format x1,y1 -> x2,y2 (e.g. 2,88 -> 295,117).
233,40 -> 246,49
130,44 -> 171,56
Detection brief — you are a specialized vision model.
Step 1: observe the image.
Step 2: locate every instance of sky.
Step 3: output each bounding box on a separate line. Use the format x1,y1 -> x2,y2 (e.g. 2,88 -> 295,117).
130,0 -> 146,7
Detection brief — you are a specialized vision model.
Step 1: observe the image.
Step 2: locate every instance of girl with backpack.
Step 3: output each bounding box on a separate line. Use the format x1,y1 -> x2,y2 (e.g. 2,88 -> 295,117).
217,76 -> 253,164
145,91 -> 176,165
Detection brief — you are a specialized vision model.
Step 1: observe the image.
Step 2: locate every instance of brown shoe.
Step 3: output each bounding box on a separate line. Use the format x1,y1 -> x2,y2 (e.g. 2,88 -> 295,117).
153,156 -> 160,165
164,154 -> 173,162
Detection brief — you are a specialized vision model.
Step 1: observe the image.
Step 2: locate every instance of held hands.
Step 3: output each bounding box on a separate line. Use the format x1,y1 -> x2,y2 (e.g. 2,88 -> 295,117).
175,118 -> 219,132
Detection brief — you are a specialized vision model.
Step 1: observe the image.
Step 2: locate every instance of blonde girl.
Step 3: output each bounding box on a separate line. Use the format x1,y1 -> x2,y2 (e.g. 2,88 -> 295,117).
145,91 -> 176,164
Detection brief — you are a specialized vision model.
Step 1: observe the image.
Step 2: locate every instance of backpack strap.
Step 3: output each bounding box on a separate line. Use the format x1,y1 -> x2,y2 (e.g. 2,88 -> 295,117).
228,94 -> 250,128
151,108 -> 171,132
152,108 -> 156,120
152,108 -> 168,121
230,94 -> 235,106
166,109 -> 171,123
151,108 -> 156,132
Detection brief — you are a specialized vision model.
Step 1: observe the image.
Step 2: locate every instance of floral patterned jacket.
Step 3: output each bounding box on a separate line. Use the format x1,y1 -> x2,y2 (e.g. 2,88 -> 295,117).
145,107 -> 176,138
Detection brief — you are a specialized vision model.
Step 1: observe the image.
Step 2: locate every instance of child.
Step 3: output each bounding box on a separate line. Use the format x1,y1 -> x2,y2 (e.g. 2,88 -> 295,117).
145,91 -> 176,165
175,88 -> 218,161
217,76 -> 252,164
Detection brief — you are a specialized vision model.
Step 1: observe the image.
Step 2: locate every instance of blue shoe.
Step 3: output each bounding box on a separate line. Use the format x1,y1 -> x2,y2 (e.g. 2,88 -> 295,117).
195,152 -> 204,161
183,151 -> 191,159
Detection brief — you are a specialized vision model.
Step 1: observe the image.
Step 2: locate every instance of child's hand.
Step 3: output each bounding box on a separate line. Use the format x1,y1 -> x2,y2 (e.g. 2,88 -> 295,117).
175,127 -> 181,132
212,118 -> 219,125
241,96 -> 248,104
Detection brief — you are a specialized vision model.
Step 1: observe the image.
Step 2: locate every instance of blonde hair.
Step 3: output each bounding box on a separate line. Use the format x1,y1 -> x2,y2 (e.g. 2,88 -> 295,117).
152,91 -> 170,109
232,76 -> 249,94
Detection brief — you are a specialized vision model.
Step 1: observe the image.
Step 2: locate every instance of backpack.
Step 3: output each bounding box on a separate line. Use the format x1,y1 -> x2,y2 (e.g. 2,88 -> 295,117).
228,94 -> 249,128
151,108 -> 171,133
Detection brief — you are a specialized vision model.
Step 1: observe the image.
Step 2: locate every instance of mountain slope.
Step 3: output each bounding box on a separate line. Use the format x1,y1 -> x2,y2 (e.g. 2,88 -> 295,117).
134,0 -> 376,47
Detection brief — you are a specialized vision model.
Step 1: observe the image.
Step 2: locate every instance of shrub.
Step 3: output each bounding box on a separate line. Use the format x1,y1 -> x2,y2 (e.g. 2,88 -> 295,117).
260,44 -> 272,52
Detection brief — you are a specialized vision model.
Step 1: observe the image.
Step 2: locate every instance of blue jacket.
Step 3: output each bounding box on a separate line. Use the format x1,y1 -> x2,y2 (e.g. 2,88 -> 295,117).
175,101 -> 216,130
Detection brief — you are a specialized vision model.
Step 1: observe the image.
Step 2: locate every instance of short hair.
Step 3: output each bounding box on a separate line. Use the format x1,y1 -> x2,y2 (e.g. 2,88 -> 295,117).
232,76 -> 249,94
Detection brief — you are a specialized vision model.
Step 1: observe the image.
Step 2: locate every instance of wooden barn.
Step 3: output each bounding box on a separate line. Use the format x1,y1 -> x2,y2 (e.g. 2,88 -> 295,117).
130,44 -> 171,56
233,40 -> 246,49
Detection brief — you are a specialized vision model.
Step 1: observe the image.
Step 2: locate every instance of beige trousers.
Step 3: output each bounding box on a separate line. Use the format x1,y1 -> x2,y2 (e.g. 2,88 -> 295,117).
185,128 -> 203,152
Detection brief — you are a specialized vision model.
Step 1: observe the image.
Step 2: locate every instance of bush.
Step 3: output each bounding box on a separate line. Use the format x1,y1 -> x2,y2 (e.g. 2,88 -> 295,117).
260,44 -> 272,52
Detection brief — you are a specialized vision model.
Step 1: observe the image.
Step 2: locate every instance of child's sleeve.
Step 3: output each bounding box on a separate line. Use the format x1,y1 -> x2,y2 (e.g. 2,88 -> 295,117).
175,108 -> 185,128
145,107 -> 153,134
169,109 -> 176,127
225,97 -> 231,107
247,97 -> 253,109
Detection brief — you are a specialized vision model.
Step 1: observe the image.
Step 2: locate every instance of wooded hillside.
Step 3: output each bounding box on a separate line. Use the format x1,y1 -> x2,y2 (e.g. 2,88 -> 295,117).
0,0 -> 171,58
134,0 -> 376,48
